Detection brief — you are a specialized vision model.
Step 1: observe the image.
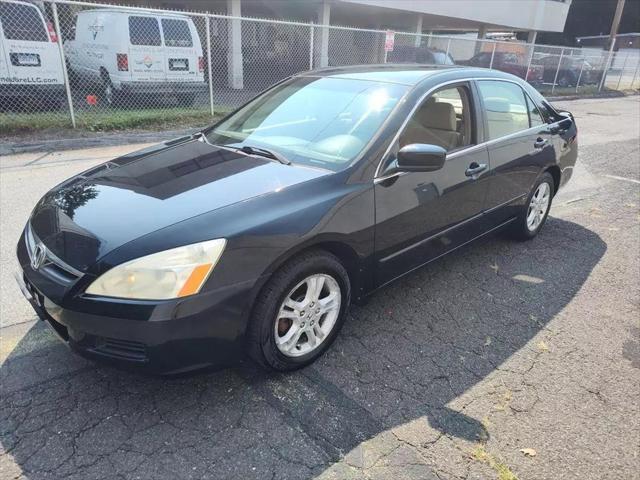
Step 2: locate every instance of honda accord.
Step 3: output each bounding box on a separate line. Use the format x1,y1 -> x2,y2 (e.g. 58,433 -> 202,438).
16,65 -> 577,373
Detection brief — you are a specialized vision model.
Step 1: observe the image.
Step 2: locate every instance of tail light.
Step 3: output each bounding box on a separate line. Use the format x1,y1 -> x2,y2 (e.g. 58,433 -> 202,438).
47,22 -> 58,43
117,53 -> 129,71
198,56 -> 205,73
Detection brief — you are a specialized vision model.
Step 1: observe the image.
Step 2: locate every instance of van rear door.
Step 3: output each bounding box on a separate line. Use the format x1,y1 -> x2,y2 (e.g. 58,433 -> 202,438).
160,17 -> 202,84
127,14 -> 165,83
0,1 -> 63,86
0,20 -> 9,82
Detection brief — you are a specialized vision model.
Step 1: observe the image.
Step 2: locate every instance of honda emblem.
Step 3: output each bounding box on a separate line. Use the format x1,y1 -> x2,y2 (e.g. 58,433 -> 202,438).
31,243 -> 47,271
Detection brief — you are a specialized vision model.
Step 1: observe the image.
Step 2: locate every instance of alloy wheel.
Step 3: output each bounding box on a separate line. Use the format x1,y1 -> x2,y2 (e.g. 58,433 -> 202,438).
274,274 -> 341,357
526,182 -> 551,232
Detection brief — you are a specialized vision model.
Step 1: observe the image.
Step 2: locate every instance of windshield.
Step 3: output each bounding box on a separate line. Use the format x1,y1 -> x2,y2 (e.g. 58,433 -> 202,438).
205,76 -> 407,171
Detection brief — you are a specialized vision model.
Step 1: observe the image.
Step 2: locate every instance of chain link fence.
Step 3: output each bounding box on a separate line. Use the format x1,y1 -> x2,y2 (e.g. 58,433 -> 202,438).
1,0 -> 639,134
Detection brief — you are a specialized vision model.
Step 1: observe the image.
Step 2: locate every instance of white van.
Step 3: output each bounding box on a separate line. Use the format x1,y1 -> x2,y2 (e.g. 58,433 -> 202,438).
0,0 -> 66,110
65,9 -> 206,106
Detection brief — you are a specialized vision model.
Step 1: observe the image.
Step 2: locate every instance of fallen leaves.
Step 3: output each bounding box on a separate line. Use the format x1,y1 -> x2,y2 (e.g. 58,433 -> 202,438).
537,340 -> 550,353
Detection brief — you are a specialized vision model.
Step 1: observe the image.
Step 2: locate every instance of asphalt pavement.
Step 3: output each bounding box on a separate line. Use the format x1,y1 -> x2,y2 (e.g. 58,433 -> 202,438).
0,96 -> 638,480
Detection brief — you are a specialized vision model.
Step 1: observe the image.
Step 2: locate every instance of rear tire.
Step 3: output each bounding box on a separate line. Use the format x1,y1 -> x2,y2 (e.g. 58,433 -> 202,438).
509,172 -> 555,241
101,75 -> 122,108
247,250 -> 351,371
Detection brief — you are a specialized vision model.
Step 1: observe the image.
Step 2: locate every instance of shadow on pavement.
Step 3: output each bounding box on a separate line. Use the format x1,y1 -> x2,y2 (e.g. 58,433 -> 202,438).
0,217 -> 606,479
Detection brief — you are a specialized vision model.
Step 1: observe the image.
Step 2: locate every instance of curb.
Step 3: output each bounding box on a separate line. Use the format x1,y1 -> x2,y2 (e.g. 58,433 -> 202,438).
1,128 -> 198,156
547,90 -> 637,102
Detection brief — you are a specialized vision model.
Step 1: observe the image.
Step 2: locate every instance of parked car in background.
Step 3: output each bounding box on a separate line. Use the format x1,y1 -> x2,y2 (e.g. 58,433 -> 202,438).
16,65 -> 578,374
0,0 -> 65,111
388,45 -> 455,65
463,51 -> 544,84
65,9 -> 206,107
538,55 -> 600,87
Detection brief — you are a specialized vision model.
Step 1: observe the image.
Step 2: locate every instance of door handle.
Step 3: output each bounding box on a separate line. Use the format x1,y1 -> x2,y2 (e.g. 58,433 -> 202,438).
465,162 -> 487,177
534,137 -> 548,149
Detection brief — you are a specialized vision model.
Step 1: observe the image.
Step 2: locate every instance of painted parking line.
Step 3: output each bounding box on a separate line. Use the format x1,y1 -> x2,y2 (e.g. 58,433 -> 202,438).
603,174 -> 640,185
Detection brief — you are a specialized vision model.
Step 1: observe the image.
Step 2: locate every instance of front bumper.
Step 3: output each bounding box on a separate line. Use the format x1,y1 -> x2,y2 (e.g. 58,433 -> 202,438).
0,83 -> 65,99
16,236 -> 256,375
118,81 -> 207,96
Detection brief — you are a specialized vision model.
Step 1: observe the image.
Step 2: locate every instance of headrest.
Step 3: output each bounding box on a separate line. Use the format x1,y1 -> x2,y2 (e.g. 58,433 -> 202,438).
417,101 -> 457,131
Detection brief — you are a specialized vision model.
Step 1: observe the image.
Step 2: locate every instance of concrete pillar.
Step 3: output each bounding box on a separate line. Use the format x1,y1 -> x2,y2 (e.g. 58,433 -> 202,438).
425,29 -> 433,47
414,15 -> 423,47
475,25 -> 488,54
317,0 -> 330,67
527,30 -> 538,44
227,0 -> 243,89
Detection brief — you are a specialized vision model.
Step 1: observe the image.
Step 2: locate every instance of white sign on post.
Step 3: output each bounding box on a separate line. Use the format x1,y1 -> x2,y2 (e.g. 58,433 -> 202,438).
385,31 -> 395,52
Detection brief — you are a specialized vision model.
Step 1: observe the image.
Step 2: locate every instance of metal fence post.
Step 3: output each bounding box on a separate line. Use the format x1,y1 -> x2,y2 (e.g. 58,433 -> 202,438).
551,47 -> 565,94
206,15 -> 214,117
599,48 -> 615,92
575,58 -> 586,93
524,44 -> 535,82
445,38 -> 451,58
52,2 -> 76,128
616,52 -> 629,90
489,42 -> 497,69
309,23 -> 314,70
631,58 -> 640,90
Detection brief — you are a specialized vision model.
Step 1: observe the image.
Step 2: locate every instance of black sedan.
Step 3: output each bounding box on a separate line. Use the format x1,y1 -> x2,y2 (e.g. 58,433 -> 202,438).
16,65 -> 578,374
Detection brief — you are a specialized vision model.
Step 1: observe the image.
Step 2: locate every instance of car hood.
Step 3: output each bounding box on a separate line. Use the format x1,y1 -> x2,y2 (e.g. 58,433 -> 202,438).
29,139 -> 327,271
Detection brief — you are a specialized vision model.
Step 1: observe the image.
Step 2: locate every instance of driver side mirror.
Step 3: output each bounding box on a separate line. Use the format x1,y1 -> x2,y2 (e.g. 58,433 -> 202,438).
396,144 -> 447,172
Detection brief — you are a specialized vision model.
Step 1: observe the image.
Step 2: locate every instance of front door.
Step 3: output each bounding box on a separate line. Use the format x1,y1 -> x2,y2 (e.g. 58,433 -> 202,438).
374,82 -> 491,286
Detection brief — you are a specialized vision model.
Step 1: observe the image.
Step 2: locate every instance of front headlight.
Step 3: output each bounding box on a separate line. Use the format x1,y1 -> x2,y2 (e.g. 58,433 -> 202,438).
85,239 -> 226,300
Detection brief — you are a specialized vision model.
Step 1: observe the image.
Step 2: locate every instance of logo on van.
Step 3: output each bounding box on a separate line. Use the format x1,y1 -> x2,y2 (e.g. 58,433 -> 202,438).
143,55 -> 153,68
88,19 -> 104,40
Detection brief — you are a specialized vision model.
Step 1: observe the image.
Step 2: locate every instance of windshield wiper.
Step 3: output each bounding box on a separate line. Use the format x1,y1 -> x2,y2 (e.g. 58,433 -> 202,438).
239,145 -> 292,165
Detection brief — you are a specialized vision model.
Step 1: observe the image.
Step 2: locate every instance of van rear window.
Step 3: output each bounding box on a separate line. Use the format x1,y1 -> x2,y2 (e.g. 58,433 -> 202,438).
0,3 -> 48,42
129,16 -> 161,46
161,19 -> 192,47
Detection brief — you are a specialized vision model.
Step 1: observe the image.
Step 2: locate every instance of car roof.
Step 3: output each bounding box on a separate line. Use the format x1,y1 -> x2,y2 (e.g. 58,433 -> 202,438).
299,64 -> 522,86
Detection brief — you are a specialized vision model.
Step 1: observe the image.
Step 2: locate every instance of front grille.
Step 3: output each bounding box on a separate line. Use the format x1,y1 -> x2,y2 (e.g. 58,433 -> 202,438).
93,337 -> 148,362
25,223 -> 83,284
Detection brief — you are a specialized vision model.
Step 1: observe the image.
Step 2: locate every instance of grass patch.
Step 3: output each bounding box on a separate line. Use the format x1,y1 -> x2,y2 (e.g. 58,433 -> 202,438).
472,445 -> 518,480
0,106 -> 231,134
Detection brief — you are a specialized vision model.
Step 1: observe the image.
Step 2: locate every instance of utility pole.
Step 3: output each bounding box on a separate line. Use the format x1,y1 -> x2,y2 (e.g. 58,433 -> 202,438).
599,0 -> 626,91
607,0 -> 626,50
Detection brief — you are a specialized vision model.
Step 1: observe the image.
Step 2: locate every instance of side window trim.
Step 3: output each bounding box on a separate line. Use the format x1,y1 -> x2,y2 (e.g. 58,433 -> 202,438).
523,90 -> 546,128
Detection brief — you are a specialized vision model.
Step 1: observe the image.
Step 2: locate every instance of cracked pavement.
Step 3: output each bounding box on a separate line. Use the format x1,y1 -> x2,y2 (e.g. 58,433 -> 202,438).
1,96 -> 639,480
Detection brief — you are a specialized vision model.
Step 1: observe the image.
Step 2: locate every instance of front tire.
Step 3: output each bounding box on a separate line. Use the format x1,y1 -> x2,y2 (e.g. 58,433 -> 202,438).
247,250 -> 351,371
510,172 -> 555,241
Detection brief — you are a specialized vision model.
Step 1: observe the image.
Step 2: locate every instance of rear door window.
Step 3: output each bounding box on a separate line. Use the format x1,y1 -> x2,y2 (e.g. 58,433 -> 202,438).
477,80 -> 530,140
129,16 -> 161,46
161,19 -> 192,47
0,2 -> 47,41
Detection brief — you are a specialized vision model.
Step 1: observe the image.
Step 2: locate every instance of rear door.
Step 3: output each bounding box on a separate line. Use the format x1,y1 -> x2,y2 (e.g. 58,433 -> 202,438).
127,14 -> 165,83
476,79 -> 556,224
374,82 -> 491,285
160,17 -> 202,83
0,1 -> 63,86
